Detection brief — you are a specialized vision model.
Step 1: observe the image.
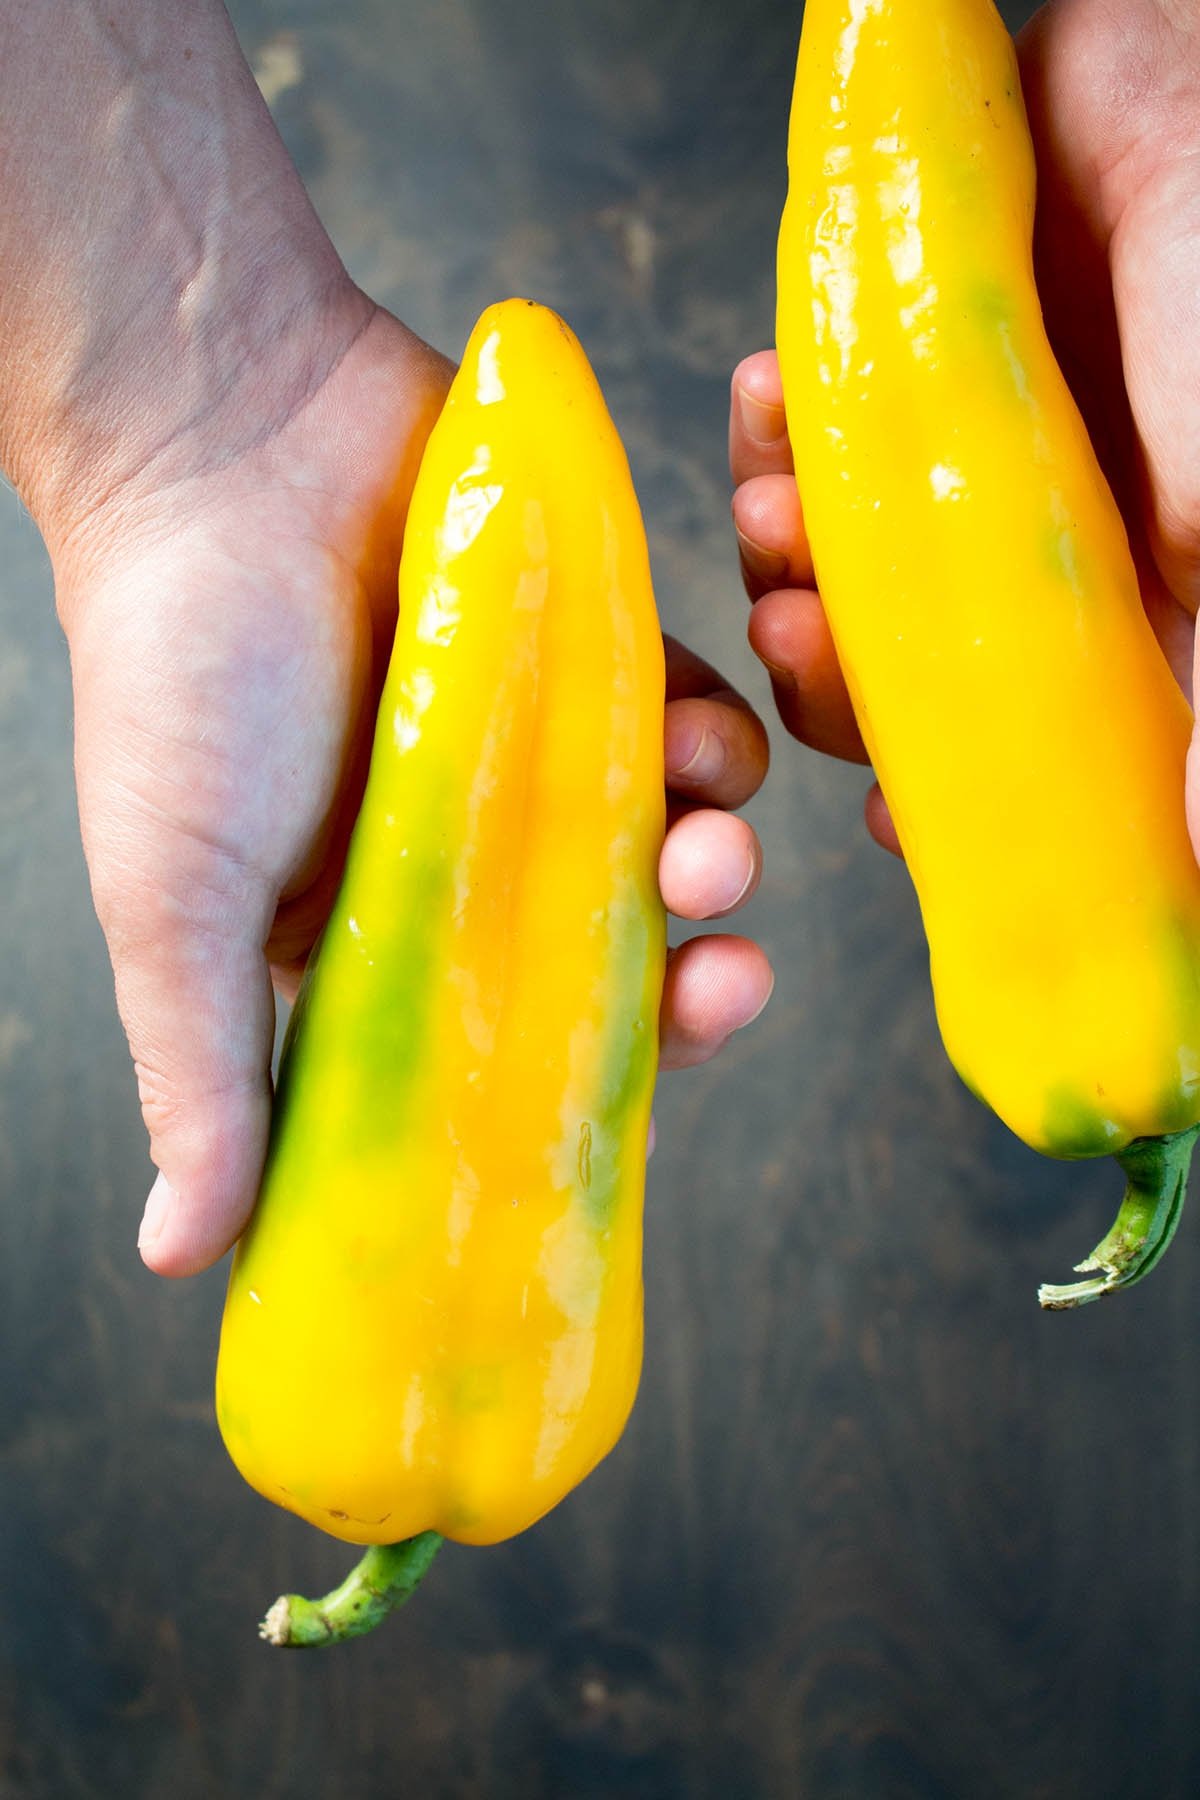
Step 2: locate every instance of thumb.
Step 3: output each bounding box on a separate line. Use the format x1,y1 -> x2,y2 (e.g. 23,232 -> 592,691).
88,814 -> 277,1278
1115,159 -> 1200,615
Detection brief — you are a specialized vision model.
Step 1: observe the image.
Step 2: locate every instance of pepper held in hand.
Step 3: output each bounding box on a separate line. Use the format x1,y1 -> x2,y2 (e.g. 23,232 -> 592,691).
216,300 -> 666,1641
776,0 -> 1200,1304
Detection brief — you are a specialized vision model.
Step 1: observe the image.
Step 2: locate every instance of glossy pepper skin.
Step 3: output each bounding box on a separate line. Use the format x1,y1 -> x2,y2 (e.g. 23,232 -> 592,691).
776,0 -> 1200,1303
216,300 -> 666,1560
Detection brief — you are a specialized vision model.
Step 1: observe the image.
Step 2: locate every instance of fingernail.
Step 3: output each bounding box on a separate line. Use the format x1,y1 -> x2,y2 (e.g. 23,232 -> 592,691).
646,1116 -> 657,1161
757,651 -> 798,692
737,387 -> 787,448
717,849 -> 761,916
138,1170 -> 175,1251
736,527 -> 788,585
669,726 -> 726,786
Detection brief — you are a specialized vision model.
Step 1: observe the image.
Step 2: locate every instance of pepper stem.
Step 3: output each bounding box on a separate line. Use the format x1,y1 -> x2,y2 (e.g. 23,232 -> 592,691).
1038,1124 -> 1200,1310
259,1532 -> 443,1647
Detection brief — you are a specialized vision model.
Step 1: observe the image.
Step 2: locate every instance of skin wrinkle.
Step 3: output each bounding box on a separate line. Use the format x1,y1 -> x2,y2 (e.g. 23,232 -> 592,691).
1028,0 -> 1198,214
82,699 -> 322,928
53,290 -> 383,591
86,771 -> 275,905
134,1063 -> 270,1126
87,827 -> 276,966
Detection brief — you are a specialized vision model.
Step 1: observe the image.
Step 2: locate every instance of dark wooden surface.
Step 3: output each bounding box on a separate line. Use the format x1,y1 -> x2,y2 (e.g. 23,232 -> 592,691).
5,1 -> 1199,1795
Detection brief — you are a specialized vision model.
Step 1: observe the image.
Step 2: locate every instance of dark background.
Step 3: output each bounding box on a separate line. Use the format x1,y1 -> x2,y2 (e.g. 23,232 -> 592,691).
6,1 -> 1198,1796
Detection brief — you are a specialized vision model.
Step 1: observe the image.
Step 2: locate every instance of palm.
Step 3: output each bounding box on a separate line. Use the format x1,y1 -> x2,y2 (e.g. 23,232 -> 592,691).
1019,0 -> 1200,687
67,309 -> 451,997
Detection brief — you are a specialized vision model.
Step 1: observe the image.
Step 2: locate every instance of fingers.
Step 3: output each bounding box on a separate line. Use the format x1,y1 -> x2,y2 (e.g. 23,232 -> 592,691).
658,636 -> 771,1058
729,352 -> 867,766
730,359 -> 809,602
659,807 -> 761,920
729,351 -> 792,485
659,935 -> 774,1071
864,782 -> 902,857
664,635 -> 769,811
733,473 -> 813,599
748,587 -> 868,764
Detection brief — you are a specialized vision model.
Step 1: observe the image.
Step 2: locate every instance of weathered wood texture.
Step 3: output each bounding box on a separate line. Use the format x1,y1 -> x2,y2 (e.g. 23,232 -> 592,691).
5,2 -> 1199,1796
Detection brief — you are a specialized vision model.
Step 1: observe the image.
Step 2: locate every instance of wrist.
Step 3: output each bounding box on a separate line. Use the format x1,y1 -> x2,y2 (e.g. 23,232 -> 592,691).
0,1 -> 371,568
36,256 -> 378,586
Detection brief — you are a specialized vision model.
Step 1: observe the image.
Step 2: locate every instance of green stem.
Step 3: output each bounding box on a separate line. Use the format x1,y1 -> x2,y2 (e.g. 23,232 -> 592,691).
1038,1124 -> 1200,1310
259,1532 -> 443,1647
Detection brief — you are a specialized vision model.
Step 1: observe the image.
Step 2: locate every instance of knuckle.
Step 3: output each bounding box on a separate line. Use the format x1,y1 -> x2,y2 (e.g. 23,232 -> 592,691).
90,827 -> 270,967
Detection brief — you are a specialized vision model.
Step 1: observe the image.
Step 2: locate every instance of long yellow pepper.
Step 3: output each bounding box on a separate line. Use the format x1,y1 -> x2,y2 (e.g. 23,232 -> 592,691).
777,0 -> 1200,1304
216,301 -> 666,1642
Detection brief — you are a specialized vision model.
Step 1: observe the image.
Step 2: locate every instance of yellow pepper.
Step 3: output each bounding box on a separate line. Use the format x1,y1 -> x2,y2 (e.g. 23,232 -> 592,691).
776,0 -> 1200,1305
216,300 -> 666,1643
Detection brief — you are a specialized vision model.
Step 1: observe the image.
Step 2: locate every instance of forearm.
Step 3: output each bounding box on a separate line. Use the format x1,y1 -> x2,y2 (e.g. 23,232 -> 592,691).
0,0 -> 370,558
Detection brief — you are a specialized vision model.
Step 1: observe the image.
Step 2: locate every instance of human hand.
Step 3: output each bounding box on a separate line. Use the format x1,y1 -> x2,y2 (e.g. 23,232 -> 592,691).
730,0 -> 1200,855
57,305 -> 771,1279
0,1 -> 770,1278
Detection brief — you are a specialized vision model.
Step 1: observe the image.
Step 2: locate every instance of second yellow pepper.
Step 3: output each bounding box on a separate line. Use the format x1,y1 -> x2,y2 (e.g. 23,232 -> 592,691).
776,0 -> 1200,1304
